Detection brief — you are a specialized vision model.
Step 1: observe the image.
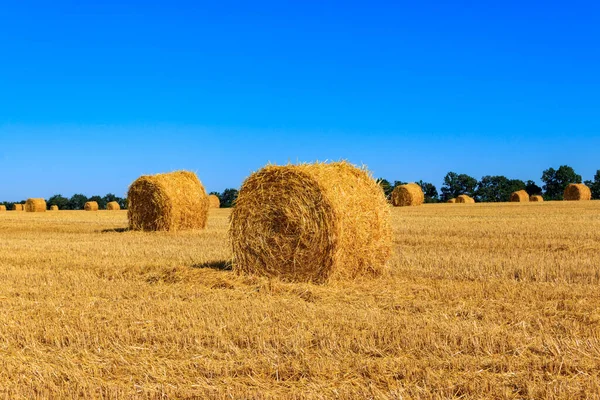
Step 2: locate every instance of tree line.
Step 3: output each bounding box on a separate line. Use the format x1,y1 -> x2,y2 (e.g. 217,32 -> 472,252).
379,166 -> 600,202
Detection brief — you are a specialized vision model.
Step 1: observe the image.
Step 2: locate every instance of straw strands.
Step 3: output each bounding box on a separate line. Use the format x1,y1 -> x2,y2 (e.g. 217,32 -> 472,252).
230,161 -> 393,283
564,183 -> 591,201
25,198 -> 47,212
106,201 -> 121,210
128,170 -> 209,231
391,183 -> 424,207
510,190 -> 529,202
208,194 -> 220,209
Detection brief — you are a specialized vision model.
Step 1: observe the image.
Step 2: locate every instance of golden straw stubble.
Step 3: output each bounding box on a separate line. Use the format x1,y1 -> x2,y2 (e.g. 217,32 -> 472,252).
230,161 -> 392,283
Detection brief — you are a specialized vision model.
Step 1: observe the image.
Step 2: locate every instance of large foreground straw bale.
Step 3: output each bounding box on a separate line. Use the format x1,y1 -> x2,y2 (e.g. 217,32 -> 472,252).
84,201 -> 98,211
208,194 -> 221,208
50,205 -> 59,211
564,183 -> 591,201
510,190 -> 529,202
128,171 -> 209,231
106,201 -> 121,210
230,161 -> 393,283
25,198 -> 46,212
456,194 -> 475,204
12,204 -> 24,211
530,195 -> 544,202
0,205 -> 6,211
391,183 -> 424,207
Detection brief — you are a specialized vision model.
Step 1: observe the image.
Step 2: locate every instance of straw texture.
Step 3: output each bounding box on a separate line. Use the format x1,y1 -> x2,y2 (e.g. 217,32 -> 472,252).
564,183 -> 591,201
510,190 -> 529,202
208,195 -> 221,209
84,201 -> 99,211
456,195 -> 475,204
107,201 -> 121,210
391,183 -> 424,207
530,195 -> 544,202
25,198 -> 47,212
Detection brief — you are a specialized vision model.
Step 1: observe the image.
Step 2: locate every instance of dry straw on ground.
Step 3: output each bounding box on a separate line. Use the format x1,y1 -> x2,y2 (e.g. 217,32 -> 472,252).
230,161 -> 393,283
530,195 -> 544,202
50,205 -> 59,211
457,194 -> 475,204
564,183 -> 592,201
0,205 -> 6,211
391,183 -> 424,207
84,201 -> 99,211
447,198 -> 457,203
25,198 -> 46,212
208,194 -> 221,208
128,170 -> 209,231
106,201 -> 121,210
12,204 -> 23,211
510,190 -> 529,202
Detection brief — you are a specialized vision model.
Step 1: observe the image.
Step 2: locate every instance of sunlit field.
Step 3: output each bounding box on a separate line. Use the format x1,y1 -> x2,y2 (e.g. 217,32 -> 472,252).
1,202 -> 599,399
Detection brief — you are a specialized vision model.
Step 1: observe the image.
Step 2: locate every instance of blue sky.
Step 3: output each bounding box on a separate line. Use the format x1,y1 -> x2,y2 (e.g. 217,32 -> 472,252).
1,1 -> 599,201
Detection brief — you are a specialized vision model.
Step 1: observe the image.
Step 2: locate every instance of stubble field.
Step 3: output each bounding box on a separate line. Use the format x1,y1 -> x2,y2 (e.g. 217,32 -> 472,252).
0,201 -> 599,399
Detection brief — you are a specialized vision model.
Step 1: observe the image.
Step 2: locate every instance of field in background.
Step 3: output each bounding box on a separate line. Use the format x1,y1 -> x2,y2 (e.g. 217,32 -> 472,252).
0,202 -> 599,398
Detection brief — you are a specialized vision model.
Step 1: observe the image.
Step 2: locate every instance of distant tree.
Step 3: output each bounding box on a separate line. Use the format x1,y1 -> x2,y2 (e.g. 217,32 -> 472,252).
475,176 -> 526,202
103,193 -> 127,209
68,194 -> 88,210
417,180 -> 439,203
118,197 -> 128,209
47,194 -> 69,210
88,195 -> 106,209
541,165 -> 582,200
525,180 -> 543,196
584,170 -> 600,200
393,180 -> 406,189
219,188 -> 239,208
377,179 -> 393,199
441,172 -> 477,201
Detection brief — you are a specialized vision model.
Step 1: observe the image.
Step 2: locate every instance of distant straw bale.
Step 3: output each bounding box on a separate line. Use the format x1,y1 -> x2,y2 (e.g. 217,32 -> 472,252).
25,198 -> 47,212
230,161 -> 393,283
208,194 -> 221,208
510,190 -> 529,202
0,205 -> 6,211
50,205 -> 59,211
530,195 -> 544,202
107,201 -> 121,210
128,170 -> 209,231
456,194 -> 475,204
84,201 -> 99,211
447,198 -> 457,203
564,183 -> 591,201
391,183 -> 424,207
13,204 -> 24,211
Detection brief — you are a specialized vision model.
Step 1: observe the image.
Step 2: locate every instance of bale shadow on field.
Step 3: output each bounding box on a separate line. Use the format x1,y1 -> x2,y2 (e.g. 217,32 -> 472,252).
100,227 -> 130,233
192,260 -> 232,271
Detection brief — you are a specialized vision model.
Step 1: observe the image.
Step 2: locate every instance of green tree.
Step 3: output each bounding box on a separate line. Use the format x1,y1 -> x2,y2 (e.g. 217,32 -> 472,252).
377,179 -> 393,200
417,180 -> 439,203
525,180 -> 543,196
68,194 -> 88,210
584,170 -> 600,200
47,194 -> 69,210
541,165 -> 582,200
441,172 -> 477,201
476,176 -> 526,202
219,188 -> 239,208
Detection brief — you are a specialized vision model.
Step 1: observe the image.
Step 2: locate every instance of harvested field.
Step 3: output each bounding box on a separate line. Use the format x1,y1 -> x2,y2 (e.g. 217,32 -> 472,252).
0,202 -> 599,398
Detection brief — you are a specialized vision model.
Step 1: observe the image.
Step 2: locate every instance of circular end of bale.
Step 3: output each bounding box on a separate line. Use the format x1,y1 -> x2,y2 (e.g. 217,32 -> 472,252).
564,183 -> 591,201
456,194 -> 475,204
84,201 -> 99,211
106,201 -> 121,210
510,190 -> 529,202
25,198 -> 47,212
391,183 -> 424,207
529,195 -> 544,202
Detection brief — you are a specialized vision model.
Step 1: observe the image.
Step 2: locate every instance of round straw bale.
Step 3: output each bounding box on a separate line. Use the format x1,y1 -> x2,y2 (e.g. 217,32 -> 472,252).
25,198 -> 47,212
529,195 -> 544,202
230,161 -> 393,283
84,201 -> 99,211
391,183 -> 424,207
447,198 -> 457,203
564,183 -> 591,201
106,201 -> 121,210
208,194 -> 221,208
0,205 -> 6,212
510,190 -> 529,202
50,205 -> 59,211
12,204 -> 24,211
456,194 -> 475,204
128,170 -> 209,231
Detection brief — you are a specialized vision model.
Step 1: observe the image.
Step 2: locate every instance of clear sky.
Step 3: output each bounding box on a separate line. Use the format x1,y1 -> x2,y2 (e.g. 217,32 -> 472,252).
1,1 -> 599,201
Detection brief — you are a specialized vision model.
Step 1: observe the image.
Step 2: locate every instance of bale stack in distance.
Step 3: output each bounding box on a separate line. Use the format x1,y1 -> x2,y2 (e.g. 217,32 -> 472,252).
208,194 -> 221,208
447,198 -> 457,203
391,183 -> 424,207
510,190 -> 529,202
456,194 -> 475,204
0,205 -> 6,212
230,161 -> 393,283
25,198 -> 47,212
128,170 -> 209,231
106,201 -> 121,210
530,195 -> 544,202
84,201 -> 99,211
50,205 -> 59,211
564,183 -> 592,201
13,204 -> 24,211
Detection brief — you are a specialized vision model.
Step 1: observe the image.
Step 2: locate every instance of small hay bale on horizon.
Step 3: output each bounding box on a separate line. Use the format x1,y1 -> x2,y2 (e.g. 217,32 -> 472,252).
564,183 -> 591,201
107,201 -> 121,210
0,205 -> 6,212
456,194 -> 475,204
84,201 -> 99,211
208,194 -> 221,208
25,198 -> 47,212
530,195 -> 544,202
12,204 -> 24,211
230,161 -> 393,283
510,190 -> 529,202
128,170 -> 209,231
50,205 -> 59,211
391,183 -> 424,207
447,198 -> 457,203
